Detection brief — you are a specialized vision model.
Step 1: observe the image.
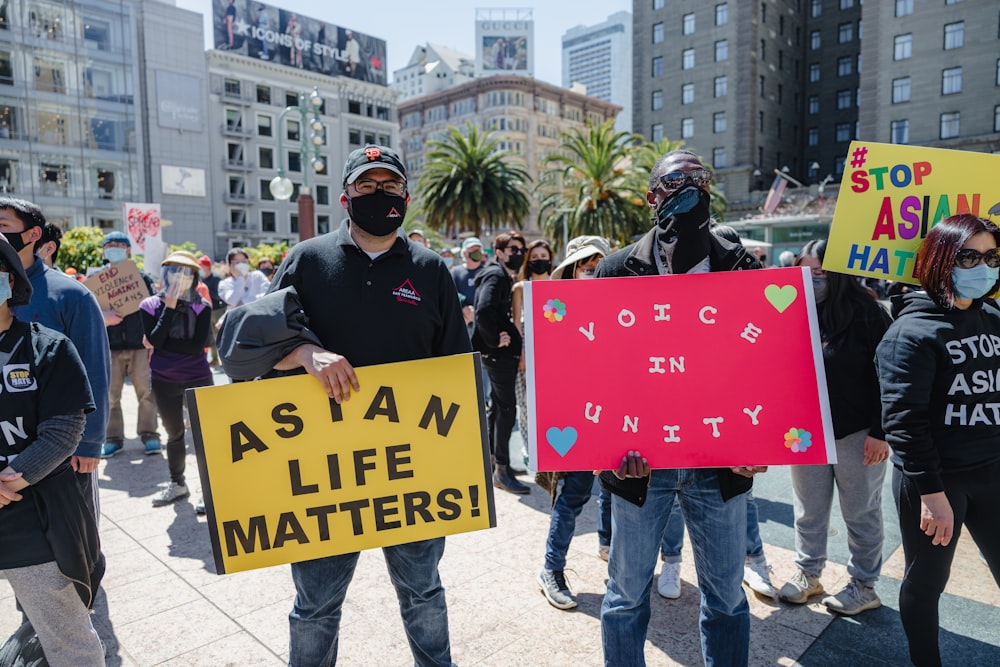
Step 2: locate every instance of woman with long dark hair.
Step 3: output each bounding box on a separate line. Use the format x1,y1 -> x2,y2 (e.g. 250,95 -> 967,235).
778,239 -> 892,615
512,238 -> 553,462
876,214 -> 1000,665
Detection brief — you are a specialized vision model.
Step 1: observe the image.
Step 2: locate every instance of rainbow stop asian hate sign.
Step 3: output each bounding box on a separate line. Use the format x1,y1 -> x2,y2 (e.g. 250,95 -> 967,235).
523,268 -> 836,472
186,353 -> 494,574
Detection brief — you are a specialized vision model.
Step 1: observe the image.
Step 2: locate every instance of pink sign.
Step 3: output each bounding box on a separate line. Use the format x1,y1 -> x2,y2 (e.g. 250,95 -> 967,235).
523,268 -> 836,472
122,202 -> 161,252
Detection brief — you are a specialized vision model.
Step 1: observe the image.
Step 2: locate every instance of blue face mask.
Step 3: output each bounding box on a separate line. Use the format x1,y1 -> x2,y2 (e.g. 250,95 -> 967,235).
0,272 -> 10,304
105,247 -> 128,264
952,263 -> 999,300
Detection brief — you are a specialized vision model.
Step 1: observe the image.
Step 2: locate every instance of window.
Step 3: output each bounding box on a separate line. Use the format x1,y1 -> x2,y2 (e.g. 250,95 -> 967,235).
96,169 -> 114,199
810,31 -> 820,50
287,151 -> 301,172
713,111 -> 726,133
837,57 -> 852,77
940,112 -> 960,139
681,118 -> 694,138
760,40 -> 765,61
256,85 -> 271,104
715,4 -> 728,26
34,58 -> 65,93
653,23 -> 664,43
714,76 -> 727,98
651,123 -> 664,142
290,213 -> 298,235
653,0 -> 665,8
893,119 -> 912,143
348,100 -> 362,115
712,147 -> 726,169
261,211 -> 276,233
892,77 -> 911,104
894,34 -> 912,60
683,13 -> 695,35
942,67 -> 962,95
681,83 -> 694,104
995,106 -> 1000,133
227,176 -> 245,197
228,209 -> 245,230
286,119 -> 299,141
761,2 -> 766,22
840,0 -> 854,8
257,114 -> 271,137
835,123 -> 851,142
260,179 -> 274,201
258,147 -> 273,169
808,95 -> 819,114
285,92 -> 298,107
944,22 -> 964,50
348,128 -> 361,145
759,76 -> 765,97
652,90 -> 664,110
811,0 -> 822,18
224,78 -> 240,96
895,0 -> 913,16
652,56 -> 664,78
809,63 -> 820,82
838,23 -> 853,43
682,49 -> 695,70
316,185 -> 329,205
759,111 -> 765,131
807,127 -> 819,146
0,50 -> 12,85
715,40 -> 728,62
317,214 -> 330,235
837,90 -> 852,109
777,83 -> 783,103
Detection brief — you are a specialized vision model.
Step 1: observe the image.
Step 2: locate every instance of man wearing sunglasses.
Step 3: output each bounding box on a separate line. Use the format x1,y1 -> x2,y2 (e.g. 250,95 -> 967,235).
473,231 -> 531,494
264,145 -> 469,667
594,150 -> 762,667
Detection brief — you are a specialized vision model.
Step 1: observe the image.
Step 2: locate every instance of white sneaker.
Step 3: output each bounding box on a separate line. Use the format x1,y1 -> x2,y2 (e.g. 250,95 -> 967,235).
151,482 -> 189,507
744,557 -> 777,598
657,561 -> 681,599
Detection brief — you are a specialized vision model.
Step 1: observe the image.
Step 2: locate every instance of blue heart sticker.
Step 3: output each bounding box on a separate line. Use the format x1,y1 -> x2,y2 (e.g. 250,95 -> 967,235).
546,426 -> 578,457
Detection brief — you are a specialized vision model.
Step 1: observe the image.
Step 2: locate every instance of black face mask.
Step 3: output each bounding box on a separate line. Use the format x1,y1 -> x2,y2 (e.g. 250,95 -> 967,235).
347,191 -> 407,237
527,259 -> 551,275
655,185 -> 712,241
504,252 -> 524,271
5,229 -> 29,253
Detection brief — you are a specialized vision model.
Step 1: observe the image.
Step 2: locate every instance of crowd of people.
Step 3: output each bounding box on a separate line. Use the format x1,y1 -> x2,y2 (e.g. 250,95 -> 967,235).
0,141 -> 996,667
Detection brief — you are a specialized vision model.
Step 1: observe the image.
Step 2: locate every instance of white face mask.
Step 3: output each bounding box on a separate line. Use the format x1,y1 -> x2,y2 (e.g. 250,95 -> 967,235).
233,262 -> 250,276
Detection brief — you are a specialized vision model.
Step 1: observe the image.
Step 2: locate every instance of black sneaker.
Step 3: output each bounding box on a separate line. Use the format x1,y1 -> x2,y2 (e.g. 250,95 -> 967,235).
493,465 -> 530,494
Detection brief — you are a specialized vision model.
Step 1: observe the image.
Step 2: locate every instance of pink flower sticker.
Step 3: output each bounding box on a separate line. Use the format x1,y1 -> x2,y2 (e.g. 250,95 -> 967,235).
543,298 -> 566,323
783,428 -> 813,453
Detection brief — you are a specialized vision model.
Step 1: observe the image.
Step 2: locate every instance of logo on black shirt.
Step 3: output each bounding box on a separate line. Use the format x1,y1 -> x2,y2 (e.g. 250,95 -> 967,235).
392,279 -> 421,306
3,364 -> 37,392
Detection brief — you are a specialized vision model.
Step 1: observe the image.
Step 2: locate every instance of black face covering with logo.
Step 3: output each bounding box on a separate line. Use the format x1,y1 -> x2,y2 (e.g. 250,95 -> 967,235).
654,185 -> 713,275
347,191 -> 407,237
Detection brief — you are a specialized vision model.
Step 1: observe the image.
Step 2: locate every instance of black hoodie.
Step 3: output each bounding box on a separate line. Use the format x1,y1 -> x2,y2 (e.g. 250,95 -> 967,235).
875,291 -> 1000,495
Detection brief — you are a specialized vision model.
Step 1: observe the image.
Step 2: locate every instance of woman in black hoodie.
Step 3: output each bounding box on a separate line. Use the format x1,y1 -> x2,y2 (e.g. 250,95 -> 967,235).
875,214 -> 1000,667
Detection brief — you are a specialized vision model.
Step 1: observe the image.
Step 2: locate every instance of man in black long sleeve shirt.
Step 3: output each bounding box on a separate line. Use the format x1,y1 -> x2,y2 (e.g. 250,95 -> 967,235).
473,231 -> 530,494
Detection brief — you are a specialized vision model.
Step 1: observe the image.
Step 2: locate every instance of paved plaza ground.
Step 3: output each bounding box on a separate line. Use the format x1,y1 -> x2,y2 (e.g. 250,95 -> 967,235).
1,372 -> 997,666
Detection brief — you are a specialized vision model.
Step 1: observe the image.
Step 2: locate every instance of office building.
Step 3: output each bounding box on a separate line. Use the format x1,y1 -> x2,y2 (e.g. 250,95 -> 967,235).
562,11 -> 633,133
398,74 -> 620,236
393,43 -> 476,103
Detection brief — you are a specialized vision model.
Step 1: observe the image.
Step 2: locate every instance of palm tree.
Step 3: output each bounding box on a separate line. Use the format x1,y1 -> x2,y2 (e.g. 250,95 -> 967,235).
536,119 -> 647,252
632,138 -> 728,222
414,122 -> 531,239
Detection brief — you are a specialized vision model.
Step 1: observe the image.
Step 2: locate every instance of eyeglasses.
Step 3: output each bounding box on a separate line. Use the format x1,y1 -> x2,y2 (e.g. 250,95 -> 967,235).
658,169 -> 713,194
506,246 -> 525,256
955,248 -> 1000,269
353,178 -> 406,196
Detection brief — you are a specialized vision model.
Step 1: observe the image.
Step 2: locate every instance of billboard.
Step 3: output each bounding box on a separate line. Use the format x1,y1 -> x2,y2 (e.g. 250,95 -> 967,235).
213,0 -> 387,85
475,8 -> 533,77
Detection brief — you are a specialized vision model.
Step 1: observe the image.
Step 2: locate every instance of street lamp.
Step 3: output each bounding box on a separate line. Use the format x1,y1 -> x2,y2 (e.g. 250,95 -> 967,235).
269,87 -> 326,241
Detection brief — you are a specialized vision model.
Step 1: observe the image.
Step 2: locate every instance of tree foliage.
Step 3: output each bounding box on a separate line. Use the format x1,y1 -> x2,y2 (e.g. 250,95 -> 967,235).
536,120 -> 649,252
57,226 -> 105,274
414,122 -> 532,239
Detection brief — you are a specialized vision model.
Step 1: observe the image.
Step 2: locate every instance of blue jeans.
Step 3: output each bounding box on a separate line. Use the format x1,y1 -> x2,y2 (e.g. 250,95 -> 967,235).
289,538 -> 453,666
598,485 -> 613,547
602,469 -> 750,667
660,503 -> 685,563
659,493 -> 763,563
545,471 -> 597,570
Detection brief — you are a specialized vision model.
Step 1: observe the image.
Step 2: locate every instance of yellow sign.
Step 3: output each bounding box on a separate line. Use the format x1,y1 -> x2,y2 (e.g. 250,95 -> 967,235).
826,141 -> 1000,284
186,353 -> 494,574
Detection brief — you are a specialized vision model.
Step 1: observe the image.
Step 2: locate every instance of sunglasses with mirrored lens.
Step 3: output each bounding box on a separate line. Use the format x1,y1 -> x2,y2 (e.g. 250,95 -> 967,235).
658,169 -> 712,193
955,248 -> 1000,269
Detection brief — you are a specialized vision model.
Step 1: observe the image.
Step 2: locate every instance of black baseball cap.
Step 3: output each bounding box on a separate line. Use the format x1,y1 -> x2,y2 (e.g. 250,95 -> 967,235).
342,144 -> 407,186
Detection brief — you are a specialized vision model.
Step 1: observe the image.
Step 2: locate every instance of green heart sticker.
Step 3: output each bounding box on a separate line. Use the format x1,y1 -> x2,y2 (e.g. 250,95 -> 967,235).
764,284 -> 798,313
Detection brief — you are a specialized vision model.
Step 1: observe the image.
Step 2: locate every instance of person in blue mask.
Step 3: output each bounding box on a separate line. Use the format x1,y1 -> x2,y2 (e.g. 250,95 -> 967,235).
876,213 -> 1000,667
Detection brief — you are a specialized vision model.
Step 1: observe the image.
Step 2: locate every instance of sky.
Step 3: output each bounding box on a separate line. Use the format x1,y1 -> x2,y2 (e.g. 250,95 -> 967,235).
173,0 -> 632,87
